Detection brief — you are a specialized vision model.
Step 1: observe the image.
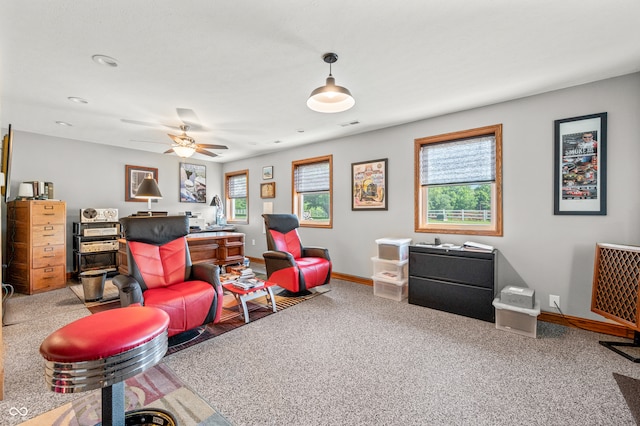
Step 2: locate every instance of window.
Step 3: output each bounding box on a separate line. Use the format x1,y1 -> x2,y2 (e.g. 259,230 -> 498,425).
415,124 -> 502,236
292,155 -> 333,228
225,169 -> 248,223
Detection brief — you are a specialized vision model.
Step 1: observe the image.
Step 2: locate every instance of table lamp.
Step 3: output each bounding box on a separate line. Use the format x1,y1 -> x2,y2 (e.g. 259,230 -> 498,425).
134,174 -> 163,211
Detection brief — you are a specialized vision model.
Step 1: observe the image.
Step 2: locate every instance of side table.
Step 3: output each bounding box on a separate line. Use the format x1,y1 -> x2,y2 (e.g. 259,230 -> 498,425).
222,281 -> 277,323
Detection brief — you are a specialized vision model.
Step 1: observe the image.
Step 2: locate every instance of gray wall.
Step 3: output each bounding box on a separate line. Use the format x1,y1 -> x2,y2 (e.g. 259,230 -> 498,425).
223,72 -> 640,321
2,133 -> 223,271
3,72 -> 639,322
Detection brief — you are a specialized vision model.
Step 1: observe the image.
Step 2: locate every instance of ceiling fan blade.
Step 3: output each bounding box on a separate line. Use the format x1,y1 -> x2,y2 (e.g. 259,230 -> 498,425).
121,118 -> 180,130
195,148 -> 218,158
198,143 -> 228,150
168,133 -> 185,144
176,108 -> 207,131
164,148 -> 175,154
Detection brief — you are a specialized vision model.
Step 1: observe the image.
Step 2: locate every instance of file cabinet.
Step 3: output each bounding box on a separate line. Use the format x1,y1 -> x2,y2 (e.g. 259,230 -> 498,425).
6,200 -> 67,294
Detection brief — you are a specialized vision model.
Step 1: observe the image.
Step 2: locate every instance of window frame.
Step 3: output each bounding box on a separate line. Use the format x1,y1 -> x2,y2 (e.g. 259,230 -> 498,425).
225,169 -> 249,224
414,124 -> 503,236
291,155 -> 333,229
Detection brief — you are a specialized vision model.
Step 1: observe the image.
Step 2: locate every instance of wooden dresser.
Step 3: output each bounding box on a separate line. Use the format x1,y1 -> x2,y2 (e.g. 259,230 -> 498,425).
6,200 -> 67,294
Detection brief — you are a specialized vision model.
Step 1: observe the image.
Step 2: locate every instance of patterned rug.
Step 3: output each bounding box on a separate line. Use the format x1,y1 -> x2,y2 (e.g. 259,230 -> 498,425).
19,363 -> 231,425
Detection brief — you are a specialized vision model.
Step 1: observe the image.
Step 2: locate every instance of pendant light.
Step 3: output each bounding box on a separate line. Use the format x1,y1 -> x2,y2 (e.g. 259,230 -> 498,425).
307,53 -> 355,113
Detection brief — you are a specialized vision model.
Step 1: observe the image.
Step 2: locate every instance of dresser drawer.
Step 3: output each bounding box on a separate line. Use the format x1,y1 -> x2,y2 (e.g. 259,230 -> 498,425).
32,265 -> 66,292
32,225 -> 65,246
31,203 -> 65,225
32,245 -> 65,268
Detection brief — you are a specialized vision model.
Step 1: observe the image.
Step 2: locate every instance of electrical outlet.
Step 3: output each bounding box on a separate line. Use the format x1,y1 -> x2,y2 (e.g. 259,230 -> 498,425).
252,239 -> 256,246
549,295 -> 560,309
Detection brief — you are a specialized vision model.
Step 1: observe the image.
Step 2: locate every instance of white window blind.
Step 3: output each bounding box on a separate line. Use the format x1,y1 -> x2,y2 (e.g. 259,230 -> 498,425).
227,174 -> 247,198
294,161 -> 330,193
420,136 -> 496,185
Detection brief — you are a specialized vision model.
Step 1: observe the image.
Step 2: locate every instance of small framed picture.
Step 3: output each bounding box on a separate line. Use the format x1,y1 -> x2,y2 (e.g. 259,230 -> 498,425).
125,165 -> 158,202
554,112 -> 607,215
262,166 -> 273,180
261,182 -> 276,198
352,158 -> 388,210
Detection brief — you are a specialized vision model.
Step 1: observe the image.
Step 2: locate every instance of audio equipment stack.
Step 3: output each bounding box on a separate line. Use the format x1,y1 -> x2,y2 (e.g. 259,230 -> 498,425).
73,208 -> 120,281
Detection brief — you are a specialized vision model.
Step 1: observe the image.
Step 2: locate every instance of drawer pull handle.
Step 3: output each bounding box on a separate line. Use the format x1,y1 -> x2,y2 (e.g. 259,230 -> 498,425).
44,268 -> 54,272
43,234 -> 55,237
44,205 -> 54,209
43,255 -> 55,258
44,247 -> 54,252
44,226 -> 54,230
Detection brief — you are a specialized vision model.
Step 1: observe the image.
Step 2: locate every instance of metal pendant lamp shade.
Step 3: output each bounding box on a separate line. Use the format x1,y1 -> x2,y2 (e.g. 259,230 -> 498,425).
135,174 -> 163,210
307,53 -> 355,113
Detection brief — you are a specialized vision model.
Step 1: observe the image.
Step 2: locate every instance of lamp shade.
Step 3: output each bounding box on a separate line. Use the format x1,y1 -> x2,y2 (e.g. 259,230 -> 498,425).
18,182 -> 34,198
307,75 -> 355,113
135,175 -> 163,199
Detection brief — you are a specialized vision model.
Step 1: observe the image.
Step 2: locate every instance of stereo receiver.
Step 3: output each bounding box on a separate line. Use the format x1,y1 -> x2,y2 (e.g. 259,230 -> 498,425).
83,227 -> 119,237
79,240 -> 119,253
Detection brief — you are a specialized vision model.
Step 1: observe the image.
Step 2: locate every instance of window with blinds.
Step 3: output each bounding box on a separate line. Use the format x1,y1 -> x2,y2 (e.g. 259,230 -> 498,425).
225,170 -> 248,223
414,124 -> 502,236
292,155 -> 333,228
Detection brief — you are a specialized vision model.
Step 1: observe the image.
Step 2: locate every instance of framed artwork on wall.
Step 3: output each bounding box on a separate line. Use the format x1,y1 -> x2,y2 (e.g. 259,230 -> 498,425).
125,165 -> 158,202
180,162 -> 206,203
262,166 -> 273,180
554,112 -> 607,215
351,158 -> 388,210
260,182 -> 276,198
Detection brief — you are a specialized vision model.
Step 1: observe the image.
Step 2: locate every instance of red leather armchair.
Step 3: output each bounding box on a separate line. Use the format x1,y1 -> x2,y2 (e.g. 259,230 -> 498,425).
112,215 -> 223,338
262,214 -> 331,295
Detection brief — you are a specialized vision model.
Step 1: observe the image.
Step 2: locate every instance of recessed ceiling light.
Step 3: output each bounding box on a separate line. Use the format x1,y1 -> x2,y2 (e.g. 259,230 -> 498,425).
68,97 -> 88,104
92,54 -> 119,67
56,121 -> 73,127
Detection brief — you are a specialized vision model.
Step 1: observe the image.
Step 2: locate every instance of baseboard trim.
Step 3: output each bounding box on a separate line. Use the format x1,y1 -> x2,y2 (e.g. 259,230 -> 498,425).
249,257 -> 634,339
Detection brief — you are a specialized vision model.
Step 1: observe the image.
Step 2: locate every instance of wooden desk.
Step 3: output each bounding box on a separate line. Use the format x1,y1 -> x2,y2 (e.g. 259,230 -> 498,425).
118,232 -> 245,275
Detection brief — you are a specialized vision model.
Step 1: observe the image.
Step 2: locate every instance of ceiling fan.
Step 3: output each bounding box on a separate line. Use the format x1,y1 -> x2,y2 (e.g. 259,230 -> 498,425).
123,108 -> 228,158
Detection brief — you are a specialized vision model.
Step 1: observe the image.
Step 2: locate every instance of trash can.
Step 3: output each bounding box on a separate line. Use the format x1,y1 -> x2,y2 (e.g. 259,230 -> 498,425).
80,270 -> 107,302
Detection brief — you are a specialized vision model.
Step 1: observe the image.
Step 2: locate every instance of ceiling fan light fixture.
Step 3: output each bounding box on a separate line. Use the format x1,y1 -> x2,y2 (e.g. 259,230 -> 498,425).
173,145 -> 196,158
307,53 -> 355,113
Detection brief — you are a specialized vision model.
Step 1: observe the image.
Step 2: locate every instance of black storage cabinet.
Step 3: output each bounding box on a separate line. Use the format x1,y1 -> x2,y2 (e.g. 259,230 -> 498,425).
408,245 -> 496,322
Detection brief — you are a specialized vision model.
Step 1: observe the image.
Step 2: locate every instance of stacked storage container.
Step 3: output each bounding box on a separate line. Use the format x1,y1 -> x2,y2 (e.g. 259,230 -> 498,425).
372,238 -> 411,301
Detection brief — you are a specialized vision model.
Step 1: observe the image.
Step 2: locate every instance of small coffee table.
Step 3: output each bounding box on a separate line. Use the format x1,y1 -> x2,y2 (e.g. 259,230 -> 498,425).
222,280 -> 277,323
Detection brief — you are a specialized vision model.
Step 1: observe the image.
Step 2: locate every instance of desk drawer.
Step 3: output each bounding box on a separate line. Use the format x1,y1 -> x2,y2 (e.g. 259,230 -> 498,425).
409,251 -> 494,289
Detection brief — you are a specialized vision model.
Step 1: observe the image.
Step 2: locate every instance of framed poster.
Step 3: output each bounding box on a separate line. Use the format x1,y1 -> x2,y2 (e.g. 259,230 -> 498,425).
125,165 -> 158,202
260,182 -> 276,198
554,112 -> 607,215
262,166 -> 273,180
180,162 -> 206,203
352,158 -> 387,210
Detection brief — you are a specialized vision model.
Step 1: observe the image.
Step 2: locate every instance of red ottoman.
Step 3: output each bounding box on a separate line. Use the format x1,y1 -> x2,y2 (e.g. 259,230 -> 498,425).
40,306 -> 171,425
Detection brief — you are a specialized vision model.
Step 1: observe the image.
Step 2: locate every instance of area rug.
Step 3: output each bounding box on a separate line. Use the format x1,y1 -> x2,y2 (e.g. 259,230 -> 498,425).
19,363 -> 231,425
613,372 -> 640,424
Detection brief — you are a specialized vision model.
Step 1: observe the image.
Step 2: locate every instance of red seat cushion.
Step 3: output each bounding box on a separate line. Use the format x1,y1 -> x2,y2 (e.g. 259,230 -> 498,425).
296,257 -> 331,287
40,307 -> 169,362
143,280 -> 215,337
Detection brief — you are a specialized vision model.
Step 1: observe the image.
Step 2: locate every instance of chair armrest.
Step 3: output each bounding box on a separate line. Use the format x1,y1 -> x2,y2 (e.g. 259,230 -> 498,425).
191,263 -> 223,291
302,246 -> 331,260
112,275 -> 144,306
263,250 -> 297,276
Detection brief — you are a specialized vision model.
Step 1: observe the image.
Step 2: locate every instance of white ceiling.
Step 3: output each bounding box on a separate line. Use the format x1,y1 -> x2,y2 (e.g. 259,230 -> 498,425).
1,1 -> 639,163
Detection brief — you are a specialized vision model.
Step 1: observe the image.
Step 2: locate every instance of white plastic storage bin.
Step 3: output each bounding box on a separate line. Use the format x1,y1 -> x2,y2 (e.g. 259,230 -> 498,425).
371,256 -> 408,280
372,275 -> 408,301
375,238 -> 412,261
492,298 -> 541,338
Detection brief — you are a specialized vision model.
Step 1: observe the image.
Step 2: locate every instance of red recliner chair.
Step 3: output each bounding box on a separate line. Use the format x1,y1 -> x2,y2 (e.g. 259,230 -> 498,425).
112,215 -> 223,341
262,214 -> 332,295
